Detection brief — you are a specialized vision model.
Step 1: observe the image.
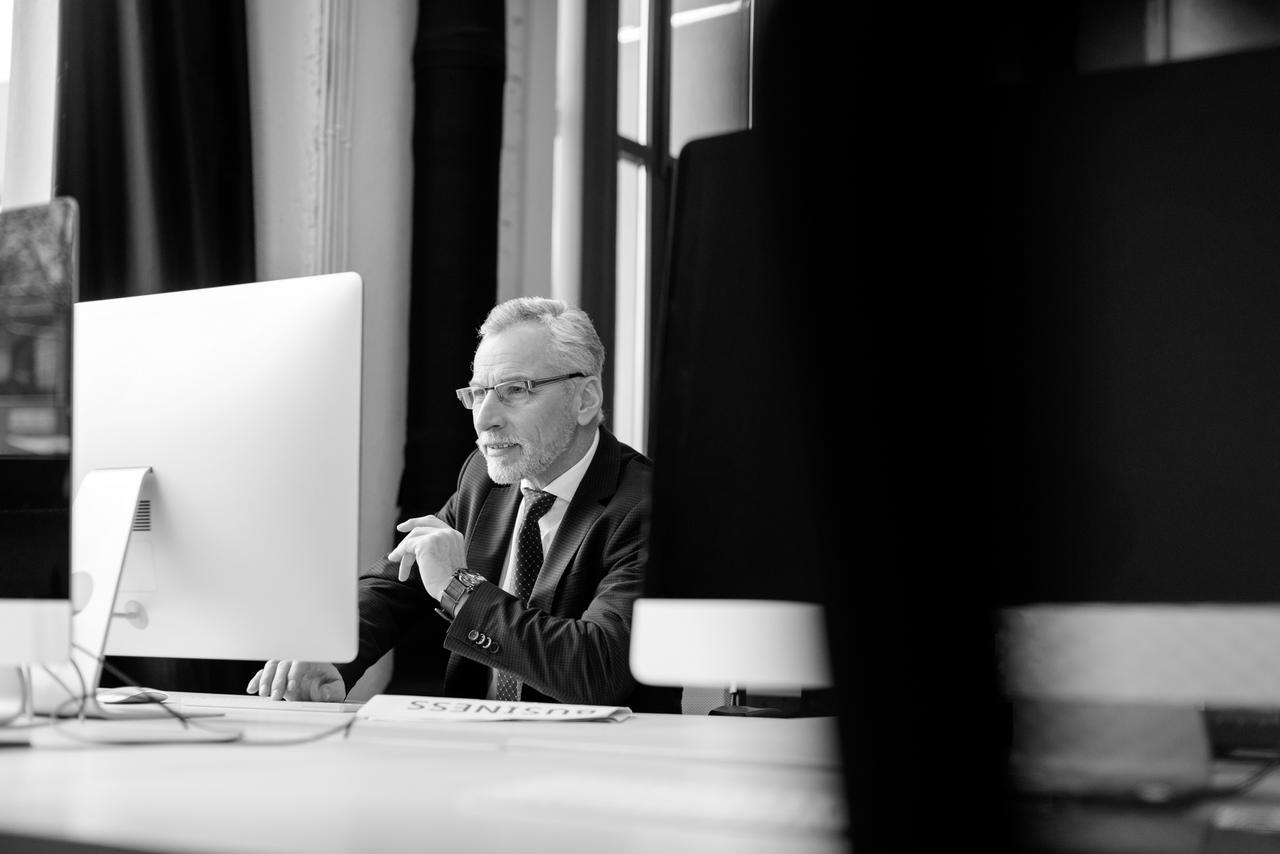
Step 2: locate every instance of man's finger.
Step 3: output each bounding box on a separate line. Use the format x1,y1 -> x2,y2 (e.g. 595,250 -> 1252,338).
398,554 -> 415,582
285,662 -> 305,700
246,669 -> 262,694
387,527 -> 428,562
269,660 -> 293,699
254,660 -> 279,696
395,515 -> 447,532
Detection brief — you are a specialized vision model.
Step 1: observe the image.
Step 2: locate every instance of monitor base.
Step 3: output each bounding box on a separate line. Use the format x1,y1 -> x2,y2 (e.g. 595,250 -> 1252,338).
29,467 -> 152,718
708,704 -> 785,718
27,717 -> 240,748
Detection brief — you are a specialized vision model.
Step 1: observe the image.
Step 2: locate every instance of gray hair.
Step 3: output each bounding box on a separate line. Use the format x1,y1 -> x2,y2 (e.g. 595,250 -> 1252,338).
478,297 -> 606,378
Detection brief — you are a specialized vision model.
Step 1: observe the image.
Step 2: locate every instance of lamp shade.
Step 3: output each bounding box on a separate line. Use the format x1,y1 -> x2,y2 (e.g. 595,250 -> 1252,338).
629,598 -> 833,690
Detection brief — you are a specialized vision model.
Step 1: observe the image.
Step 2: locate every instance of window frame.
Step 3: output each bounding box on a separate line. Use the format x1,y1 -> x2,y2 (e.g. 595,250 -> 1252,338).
581,0 -> 767,453
580,0 -> 673,453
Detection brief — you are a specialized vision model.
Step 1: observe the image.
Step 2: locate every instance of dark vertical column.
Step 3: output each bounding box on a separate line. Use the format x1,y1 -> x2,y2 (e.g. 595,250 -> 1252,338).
397,0 -> 506,527
578,0 -> 619,410
390,0 -> 506,694
750,2 -> 1016,850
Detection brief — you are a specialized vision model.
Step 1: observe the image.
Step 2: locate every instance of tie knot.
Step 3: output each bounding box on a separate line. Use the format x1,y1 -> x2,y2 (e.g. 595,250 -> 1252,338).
522,488 -> 556,522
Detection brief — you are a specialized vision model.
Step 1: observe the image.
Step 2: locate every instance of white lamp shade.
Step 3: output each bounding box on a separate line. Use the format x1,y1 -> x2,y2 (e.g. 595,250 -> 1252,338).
629,598 -> 833,690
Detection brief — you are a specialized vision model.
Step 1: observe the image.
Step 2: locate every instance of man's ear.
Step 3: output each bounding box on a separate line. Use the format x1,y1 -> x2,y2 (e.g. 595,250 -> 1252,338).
577,375 -> 603,425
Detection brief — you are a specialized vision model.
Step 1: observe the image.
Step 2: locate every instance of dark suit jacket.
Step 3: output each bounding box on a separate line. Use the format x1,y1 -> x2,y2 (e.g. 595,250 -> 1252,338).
336,427 -> 681,714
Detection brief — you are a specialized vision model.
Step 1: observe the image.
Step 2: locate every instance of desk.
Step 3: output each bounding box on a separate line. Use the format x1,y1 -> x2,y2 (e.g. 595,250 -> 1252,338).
0,694 -> 850,854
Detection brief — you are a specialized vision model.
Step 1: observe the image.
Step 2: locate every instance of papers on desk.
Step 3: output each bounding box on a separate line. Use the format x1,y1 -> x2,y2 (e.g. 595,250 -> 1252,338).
358,694 -> 633,723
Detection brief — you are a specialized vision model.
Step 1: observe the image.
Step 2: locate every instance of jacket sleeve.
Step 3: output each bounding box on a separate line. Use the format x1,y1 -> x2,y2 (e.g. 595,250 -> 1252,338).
440,481 -> 650,707
333,476 -> 466,688
333,557 -> 436,687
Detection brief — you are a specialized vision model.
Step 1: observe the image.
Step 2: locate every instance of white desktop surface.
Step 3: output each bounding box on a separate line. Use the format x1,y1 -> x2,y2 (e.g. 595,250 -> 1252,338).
0,693 -> 850,854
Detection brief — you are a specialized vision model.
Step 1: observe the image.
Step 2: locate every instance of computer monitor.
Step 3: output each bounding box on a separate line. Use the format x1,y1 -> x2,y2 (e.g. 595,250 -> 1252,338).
0,198 -> 77,667
982,42 -> 1280,813
635,130 -> 837,716
31,272 -> 362,716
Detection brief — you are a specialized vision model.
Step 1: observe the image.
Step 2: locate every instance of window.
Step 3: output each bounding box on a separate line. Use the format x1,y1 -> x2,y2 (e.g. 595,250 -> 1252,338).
582,0 -> 758,452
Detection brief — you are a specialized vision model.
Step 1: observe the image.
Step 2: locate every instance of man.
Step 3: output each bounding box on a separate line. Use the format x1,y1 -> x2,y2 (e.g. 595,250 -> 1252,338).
247,297 -> 680,713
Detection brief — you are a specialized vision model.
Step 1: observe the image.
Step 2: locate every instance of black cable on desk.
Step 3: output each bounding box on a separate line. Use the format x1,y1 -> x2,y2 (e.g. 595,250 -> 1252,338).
35,646 -> 356,747
89,647 -> 358,745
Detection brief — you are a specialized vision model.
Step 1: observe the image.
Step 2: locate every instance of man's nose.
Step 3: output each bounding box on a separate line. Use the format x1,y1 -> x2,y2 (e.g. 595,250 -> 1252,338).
474,388 -> 504,428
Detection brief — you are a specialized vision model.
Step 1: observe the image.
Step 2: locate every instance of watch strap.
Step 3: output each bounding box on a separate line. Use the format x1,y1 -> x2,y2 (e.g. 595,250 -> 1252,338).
436,569 -> 482,622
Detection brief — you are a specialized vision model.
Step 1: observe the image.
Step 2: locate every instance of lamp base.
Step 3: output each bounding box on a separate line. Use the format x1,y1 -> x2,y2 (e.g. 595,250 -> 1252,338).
708,704 -> 785,718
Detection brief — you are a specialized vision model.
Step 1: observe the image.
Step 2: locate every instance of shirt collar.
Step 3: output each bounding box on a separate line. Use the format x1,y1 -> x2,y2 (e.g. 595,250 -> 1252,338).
521,428 -> 600,505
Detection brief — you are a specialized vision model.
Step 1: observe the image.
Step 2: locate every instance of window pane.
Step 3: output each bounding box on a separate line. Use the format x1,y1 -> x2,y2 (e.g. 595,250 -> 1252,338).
613,157 -> 648,451
617,0 -> 647,144
669,0 -> 751,157
0,0 -> 13,199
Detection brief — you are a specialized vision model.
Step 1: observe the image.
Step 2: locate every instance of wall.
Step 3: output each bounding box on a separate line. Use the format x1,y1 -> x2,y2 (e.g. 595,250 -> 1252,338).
498,0 -> 582,307
246,0 -> 415,570
498,0 -> 557,303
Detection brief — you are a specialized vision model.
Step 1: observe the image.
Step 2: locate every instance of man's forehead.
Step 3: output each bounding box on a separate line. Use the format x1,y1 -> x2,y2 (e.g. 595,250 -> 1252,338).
472,324 -> 553,377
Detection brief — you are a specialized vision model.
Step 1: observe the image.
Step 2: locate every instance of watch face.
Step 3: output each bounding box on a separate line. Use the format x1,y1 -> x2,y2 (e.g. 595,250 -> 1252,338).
457,570 -> 485,588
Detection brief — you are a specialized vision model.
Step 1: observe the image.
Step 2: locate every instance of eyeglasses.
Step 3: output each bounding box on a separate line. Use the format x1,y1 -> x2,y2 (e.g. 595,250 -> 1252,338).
455,372 -> 586,410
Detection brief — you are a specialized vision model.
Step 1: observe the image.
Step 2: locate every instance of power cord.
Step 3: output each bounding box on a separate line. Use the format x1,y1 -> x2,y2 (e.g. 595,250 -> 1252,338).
0,666 -> 39,730
22,646 -> 356,747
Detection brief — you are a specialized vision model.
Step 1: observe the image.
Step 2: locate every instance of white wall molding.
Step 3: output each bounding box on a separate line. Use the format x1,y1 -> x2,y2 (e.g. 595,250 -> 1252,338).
317,0 -> 355,274
247,0 -> 414,577
500,0 -> 558,302
551,0 -> 585,307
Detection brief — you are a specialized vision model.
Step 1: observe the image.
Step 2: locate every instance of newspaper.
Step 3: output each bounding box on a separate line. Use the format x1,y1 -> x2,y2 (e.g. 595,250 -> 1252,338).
357,694 -> 633,723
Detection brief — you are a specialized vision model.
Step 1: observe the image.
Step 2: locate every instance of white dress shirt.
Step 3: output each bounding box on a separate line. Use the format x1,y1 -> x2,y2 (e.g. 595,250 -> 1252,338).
484,428 -> 600,698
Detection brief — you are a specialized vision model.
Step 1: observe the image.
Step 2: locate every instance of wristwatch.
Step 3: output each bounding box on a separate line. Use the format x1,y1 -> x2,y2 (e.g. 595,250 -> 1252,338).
437,569 -> 485,621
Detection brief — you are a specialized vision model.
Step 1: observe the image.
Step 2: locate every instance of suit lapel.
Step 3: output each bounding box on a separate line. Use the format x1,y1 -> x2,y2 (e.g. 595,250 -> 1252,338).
446,482 -> 519,699
529,429 -> 621,611
467,483 -> 520,584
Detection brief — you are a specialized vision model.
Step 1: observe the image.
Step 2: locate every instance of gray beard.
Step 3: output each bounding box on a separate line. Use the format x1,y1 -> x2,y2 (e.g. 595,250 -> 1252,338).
484,416 -> 576,485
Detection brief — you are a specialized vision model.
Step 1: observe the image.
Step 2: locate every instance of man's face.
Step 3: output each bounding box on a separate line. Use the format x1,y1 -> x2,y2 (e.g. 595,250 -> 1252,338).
469,323 -> 580,484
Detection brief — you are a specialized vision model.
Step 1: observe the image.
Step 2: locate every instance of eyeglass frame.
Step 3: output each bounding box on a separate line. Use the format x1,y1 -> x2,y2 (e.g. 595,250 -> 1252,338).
455,372 -> 587,410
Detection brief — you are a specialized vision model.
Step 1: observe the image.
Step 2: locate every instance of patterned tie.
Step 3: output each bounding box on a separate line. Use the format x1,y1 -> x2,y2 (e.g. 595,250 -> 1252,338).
495,488 -> 558,701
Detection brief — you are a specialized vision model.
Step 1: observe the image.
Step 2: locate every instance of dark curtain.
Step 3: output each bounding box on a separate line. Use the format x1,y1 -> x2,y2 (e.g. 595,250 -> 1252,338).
54,0 -> 257,693
55,0 -> 255,301
386,0 -> 505,694
747,4 -> 1010,850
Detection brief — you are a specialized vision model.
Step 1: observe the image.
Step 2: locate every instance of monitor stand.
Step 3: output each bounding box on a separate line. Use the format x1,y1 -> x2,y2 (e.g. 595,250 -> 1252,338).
26,467 -> 218,727
19,467 -> 234,745
708,687 -> 785,717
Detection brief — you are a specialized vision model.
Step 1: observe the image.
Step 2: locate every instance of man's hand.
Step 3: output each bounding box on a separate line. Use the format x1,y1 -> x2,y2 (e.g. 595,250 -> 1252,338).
246,660 -> 346,702
387,515 -> 467,600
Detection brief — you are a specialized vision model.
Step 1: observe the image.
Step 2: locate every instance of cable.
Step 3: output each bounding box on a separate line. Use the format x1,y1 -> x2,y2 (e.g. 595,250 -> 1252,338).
0,666 -> 29,727
224,716 -> 357,746
40,660 -> 86,718
33,649 -> 226,745
55,644 -> 355,746
83,647 -> 192,726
